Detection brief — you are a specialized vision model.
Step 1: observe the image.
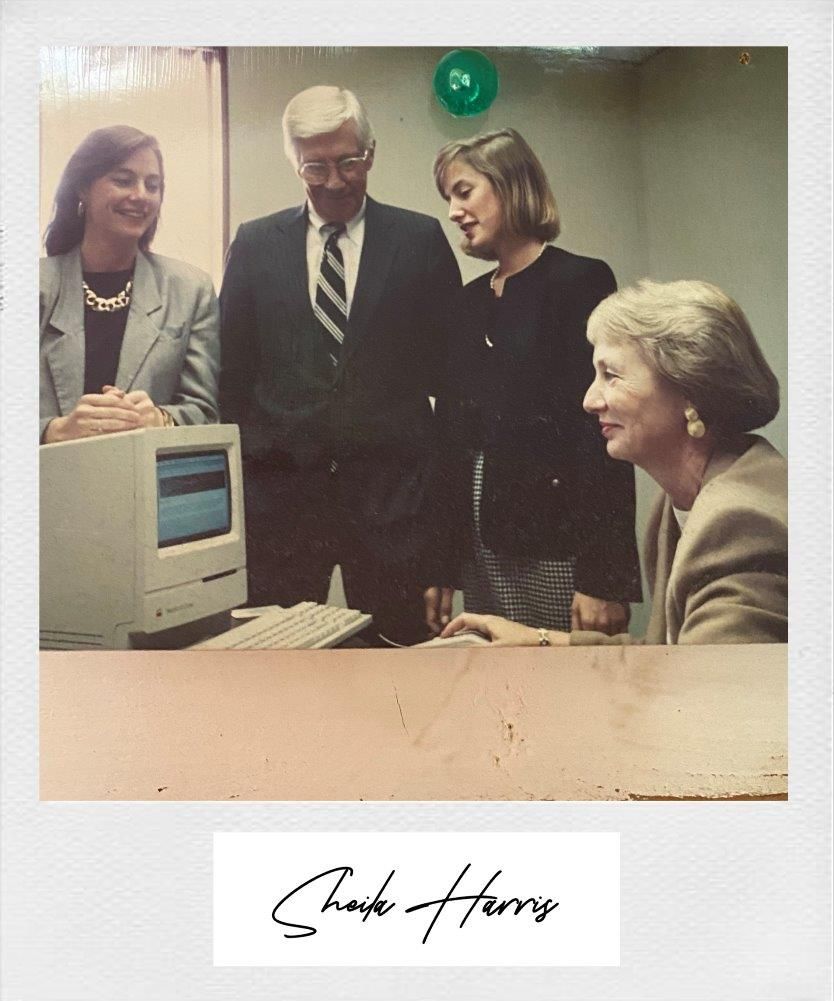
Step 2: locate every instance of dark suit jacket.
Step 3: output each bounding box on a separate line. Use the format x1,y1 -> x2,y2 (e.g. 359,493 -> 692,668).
439,245 -> 642,601
40,248 -> 220,439
219,196 -> 461,568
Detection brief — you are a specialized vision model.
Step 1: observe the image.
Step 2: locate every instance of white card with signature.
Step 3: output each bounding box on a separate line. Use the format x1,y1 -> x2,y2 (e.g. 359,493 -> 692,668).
214,832 -> 619,966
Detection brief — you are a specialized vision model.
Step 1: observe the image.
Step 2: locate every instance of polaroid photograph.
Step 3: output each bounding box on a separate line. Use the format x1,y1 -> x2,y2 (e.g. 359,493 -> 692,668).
2,2 -> 832,999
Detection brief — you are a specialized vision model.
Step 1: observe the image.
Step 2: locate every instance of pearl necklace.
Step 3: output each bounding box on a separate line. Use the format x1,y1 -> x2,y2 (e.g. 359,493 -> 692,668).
485,243 -> 547,348
489,242 -> 547,294
82,279 -> 133,313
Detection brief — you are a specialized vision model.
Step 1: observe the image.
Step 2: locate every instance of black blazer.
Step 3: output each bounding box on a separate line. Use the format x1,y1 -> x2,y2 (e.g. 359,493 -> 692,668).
219,196 -> 461,565
439,246 -> 642,601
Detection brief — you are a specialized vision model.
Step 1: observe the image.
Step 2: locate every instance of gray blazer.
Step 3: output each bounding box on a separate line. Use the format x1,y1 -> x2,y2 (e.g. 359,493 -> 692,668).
40,247 -> 220,439
571,435 -> 788,645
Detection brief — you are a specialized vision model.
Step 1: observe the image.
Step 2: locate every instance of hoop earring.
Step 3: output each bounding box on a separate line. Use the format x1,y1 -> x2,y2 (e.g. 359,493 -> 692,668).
77,201 -> 85,218
684,405 -> 706,439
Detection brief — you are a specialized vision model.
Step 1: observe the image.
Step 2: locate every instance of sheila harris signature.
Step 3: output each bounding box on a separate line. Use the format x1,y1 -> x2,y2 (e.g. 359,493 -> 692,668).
271,863 -> 559,944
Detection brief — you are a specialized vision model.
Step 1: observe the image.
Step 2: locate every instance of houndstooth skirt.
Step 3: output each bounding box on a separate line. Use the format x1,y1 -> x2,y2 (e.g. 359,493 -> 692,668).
462,451 -> 576,631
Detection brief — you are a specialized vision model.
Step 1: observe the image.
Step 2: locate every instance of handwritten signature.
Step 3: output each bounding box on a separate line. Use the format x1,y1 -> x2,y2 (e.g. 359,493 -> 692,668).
271,863 -> 559,944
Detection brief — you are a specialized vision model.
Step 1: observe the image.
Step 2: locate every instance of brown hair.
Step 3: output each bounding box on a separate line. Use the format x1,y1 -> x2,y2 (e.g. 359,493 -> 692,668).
433,127 -> 560,242
44,125 -> 164,256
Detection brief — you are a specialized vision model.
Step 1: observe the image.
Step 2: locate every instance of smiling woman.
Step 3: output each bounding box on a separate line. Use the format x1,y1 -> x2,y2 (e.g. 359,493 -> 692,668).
584,336 -> 688,474
442,278 -> 787,647
39,125 -> 220,443
81,147 -> 163,253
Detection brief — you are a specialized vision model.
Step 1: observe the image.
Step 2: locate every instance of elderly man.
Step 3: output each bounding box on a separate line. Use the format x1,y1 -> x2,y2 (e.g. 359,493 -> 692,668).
219,86 -> 461,645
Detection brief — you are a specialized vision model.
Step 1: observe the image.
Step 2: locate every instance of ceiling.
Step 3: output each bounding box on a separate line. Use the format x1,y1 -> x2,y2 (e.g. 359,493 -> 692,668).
501,46 -> 666,68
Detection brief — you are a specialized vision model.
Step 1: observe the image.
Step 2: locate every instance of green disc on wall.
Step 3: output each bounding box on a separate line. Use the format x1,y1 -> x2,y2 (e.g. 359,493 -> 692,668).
433,49 -> 499,117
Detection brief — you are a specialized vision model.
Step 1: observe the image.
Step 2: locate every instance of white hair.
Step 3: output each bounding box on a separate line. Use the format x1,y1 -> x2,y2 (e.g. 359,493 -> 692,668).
587,278 -> 780,434
282,85 -> 375,164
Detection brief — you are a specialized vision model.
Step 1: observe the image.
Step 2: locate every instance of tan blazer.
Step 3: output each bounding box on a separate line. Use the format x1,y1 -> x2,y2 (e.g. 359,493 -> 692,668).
40,247 -> 220,439
571,435 -> 788,645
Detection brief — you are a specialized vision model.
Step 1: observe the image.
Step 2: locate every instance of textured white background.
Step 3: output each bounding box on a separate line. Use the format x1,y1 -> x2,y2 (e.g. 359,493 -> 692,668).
1,1 -> 832,999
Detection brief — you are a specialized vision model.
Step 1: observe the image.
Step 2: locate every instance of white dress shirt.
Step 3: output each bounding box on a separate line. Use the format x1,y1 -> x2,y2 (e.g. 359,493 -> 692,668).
666,505 -> 691,643
306,198 -> 367,317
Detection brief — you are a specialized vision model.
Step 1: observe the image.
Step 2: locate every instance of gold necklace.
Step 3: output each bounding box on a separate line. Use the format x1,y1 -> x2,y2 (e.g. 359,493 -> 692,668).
82,279 -> 133,313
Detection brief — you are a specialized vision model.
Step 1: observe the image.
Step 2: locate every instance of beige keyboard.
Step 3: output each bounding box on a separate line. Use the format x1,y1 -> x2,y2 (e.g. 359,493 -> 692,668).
190,602 -> 372,650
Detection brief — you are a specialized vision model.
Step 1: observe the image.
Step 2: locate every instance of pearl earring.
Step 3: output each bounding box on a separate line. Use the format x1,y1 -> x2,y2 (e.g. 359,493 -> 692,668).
685,405 -> 706,439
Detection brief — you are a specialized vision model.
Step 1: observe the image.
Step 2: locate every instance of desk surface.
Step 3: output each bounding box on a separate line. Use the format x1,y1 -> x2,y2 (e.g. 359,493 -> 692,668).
40,643 -> 787,801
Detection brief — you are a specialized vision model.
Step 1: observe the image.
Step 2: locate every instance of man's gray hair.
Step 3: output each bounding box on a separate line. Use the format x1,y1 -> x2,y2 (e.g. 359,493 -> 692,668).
282,85 -> 375,163
587,278 -> 780,434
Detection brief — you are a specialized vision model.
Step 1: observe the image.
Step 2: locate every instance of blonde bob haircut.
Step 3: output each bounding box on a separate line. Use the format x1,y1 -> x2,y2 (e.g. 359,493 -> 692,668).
587,278 -> 780,435
282,85 -> 375,164
433,128 -> 560,243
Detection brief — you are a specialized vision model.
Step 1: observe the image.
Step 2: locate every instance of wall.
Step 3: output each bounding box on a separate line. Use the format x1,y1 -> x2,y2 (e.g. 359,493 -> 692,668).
623,47 -> 788,632
226,47 -> 645,284
638,46 -> 788,456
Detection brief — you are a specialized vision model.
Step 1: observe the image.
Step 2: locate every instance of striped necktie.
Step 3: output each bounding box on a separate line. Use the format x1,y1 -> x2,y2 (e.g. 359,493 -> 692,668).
314,223 -> 347,368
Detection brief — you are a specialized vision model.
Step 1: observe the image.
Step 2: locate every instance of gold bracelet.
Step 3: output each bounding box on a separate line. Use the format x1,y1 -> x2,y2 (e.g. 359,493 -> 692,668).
537,628 -> 551,647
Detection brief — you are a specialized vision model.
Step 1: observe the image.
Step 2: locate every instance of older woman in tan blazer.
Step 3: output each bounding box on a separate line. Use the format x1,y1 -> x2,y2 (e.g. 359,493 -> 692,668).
40,125 -> 219,443
441,278 -> 787,646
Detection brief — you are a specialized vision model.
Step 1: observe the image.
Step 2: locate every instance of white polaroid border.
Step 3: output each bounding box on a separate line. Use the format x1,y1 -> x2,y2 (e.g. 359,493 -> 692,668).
2,2 -> 832,999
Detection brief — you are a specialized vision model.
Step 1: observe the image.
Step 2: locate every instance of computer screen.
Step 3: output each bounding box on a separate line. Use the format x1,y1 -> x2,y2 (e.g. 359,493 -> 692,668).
157,450 -> 231,548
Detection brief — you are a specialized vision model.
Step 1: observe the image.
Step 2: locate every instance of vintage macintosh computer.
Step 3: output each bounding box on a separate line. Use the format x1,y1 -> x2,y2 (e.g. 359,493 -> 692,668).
40,424 -> 373,650
40,425 -> 248,650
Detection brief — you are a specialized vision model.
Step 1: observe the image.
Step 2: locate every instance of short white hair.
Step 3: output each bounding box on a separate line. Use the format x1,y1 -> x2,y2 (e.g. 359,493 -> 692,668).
587,278 -> 780,434
282,85 -> 375,164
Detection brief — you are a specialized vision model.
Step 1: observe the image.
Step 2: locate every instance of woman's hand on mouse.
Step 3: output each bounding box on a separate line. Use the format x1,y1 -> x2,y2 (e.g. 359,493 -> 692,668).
440,612 -> 569,647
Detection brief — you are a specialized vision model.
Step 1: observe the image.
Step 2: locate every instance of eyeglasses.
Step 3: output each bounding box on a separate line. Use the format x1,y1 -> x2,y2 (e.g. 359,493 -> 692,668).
297,150 -> 372,185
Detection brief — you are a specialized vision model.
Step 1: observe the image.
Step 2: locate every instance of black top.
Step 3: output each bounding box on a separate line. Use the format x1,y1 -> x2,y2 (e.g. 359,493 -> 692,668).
82,268 -> 133,395
438,245 -> 642,601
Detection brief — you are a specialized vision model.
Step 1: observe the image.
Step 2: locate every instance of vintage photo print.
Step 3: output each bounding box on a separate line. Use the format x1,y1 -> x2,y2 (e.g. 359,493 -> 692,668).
36,43 -> 788,801
2,2 -> 831,999
36,44 -> 788,656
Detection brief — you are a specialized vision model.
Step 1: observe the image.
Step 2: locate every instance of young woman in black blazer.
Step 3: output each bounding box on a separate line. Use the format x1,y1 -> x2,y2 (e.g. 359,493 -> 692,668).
426,128 -> 641,636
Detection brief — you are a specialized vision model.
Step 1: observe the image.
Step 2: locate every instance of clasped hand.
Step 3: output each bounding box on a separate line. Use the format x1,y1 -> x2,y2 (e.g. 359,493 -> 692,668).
44,386 -> 165,443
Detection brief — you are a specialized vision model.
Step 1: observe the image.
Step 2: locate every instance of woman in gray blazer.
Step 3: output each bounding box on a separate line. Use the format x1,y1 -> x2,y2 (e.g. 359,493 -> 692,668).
441,279 -> 787,646
40,125 -> 219,443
